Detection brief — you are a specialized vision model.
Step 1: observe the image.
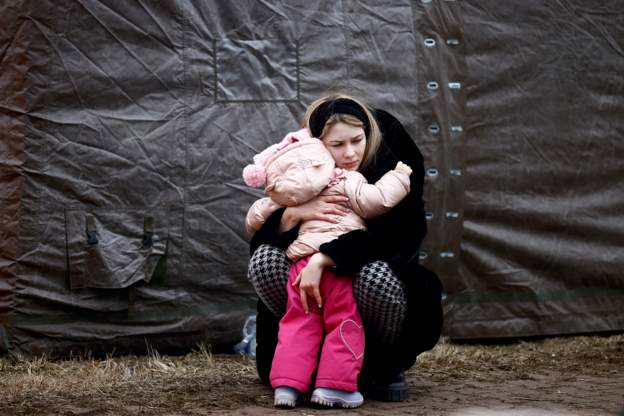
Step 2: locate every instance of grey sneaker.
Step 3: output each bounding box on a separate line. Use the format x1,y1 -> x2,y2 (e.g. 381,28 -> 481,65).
311,387 -> 364,408
274,386 -> 302,408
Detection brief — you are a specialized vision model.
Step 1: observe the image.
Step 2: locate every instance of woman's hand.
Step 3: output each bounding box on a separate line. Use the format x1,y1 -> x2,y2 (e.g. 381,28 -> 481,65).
293,252 -> 336,314
279,194 -> 350,232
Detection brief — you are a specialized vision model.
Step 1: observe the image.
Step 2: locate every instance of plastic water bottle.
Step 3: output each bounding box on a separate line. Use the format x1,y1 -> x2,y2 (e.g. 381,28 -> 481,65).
233,314 -> 257,358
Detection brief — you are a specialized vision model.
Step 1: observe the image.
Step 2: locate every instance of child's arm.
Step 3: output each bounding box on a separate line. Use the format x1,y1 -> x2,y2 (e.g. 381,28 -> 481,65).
344,161 -> 412,219
245,197 -> 283,236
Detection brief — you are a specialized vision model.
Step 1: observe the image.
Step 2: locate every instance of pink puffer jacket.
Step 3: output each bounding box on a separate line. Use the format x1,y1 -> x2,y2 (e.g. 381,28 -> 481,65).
246,168 -> 411,260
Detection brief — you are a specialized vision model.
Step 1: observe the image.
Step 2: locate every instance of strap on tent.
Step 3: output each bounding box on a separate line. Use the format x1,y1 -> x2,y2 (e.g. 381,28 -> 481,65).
142,215 -> 154,248
86,215 -> 98,245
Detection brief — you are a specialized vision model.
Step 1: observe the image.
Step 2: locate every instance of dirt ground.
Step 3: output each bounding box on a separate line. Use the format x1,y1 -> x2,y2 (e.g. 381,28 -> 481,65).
1,335 -> 623,415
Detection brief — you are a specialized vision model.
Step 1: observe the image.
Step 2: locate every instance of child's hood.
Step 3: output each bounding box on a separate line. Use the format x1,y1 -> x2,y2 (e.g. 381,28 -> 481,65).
243,128 -> 336,206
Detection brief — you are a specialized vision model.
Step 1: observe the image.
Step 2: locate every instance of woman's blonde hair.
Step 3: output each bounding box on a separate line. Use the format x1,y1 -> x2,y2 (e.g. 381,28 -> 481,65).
302,93 -> 381,170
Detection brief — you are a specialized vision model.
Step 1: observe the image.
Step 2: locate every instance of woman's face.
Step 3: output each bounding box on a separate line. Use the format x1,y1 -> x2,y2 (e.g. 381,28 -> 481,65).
322,122 -> 366,171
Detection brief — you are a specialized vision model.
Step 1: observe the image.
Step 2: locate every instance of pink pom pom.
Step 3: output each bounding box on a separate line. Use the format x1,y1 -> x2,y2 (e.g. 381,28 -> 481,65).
243,164 -> 266,187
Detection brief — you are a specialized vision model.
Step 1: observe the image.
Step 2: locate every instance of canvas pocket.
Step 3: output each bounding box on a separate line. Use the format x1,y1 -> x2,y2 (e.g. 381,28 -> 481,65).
65,209 -> 168,289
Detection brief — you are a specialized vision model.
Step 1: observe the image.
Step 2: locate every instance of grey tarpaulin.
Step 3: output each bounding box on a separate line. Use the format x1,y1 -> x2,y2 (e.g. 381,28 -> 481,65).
0,0 -> 623,356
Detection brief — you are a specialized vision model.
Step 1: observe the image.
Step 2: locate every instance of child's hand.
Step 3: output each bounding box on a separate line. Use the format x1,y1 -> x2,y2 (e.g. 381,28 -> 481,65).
395,161 -> 412,176
292,253 -> 335,314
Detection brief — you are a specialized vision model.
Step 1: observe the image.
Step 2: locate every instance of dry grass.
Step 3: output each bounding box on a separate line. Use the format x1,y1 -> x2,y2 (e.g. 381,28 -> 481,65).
415,334 -> 624,381
1,334 -> 622,415
0,343 -> 264,415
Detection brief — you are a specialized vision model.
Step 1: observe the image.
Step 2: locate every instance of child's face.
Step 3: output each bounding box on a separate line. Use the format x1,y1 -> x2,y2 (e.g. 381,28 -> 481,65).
322,122 -> 366,171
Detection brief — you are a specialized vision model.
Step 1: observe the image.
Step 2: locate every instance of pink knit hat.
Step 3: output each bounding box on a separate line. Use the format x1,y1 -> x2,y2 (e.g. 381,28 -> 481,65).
242,128 -> 313,187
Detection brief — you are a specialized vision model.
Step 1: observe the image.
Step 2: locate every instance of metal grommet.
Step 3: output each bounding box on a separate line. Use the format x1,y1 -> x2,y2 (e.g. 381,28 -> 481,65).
427,168 -> 439,177
427,81 -> 439,90
428,123 -> 440,134
446,211 -> 459,219
450,169 -> 462,176
424,38 -> 436,47
440,251 -> 455,259
419,251 -> 428,260
446,37 -> 460,46
425,212 -> 434,220
451,125 -> 463,133
448,82 -> 461,89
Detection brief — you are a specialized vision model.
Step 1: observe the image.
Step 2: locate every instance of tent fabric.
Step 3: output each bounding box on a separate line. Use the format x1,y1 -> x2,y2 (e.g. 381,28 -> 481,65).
447,1 -> 624,338
0,0 -> 623,356
0,0 -> 29,349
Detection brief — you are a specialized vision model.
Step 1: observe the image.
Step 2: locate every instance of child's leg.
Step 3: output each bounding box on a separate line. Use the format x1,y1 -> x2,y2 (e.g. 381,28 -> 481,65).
269,257 -> 323,393
315,270 -> 364,392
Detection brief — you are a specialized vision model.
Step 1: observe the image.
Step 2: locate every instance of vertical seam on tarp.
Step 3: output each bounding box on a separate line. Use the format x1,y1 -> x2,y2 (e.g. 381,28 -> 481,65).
412,1 -> 438,269
341,0 -> 351,86
416,2 -> 445,270
0,0 -> 32,355
212,37 -> 217,104
295,39 -> 301,101
414,0 -> 467,336
442,1 -> 467,338
180,0 -> 189,285
439,2 -> 466,266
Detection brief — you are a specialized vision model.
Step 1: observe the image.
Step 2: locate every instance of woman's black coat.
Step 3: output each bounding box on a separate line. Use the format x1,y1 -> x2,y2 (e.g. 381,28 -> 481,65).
250,109 -> 443,384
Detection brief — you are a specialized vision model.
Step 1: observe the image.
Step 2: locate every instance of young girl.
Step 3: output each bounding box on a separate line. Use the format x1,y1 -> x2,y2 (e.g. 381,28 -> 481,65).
243,105 -> 412,408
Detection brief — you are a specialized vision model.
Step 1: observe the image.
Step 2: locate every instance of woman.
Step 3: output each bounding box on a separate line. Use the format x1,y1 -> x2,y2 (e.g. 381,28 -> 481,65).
247,93 -> 443,402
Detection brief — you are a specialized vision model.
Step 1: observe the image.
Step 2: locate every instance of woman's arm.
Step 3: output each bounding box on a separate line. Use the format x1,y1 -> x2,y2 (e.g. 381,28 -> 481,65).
249,195 -> 352,254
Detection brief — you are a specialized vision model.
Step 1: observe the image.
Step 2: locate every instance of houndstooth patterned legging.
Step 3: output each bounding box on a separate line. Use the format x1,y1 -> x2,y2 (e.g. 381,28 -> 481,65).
248,244 -> 406,344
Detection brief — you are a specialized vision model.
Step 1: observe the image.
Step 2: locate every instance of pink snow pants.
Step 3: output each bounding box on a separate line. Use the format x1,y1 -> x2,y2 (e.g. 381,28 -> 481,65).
270,256 -> 365,393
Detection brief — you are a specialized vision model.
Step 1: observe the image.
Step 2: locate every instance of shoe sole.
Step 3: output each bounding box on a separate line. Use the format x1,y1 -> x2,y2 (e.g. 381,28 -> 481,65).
311,393 -> 363,408
274,398 -> 297,408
